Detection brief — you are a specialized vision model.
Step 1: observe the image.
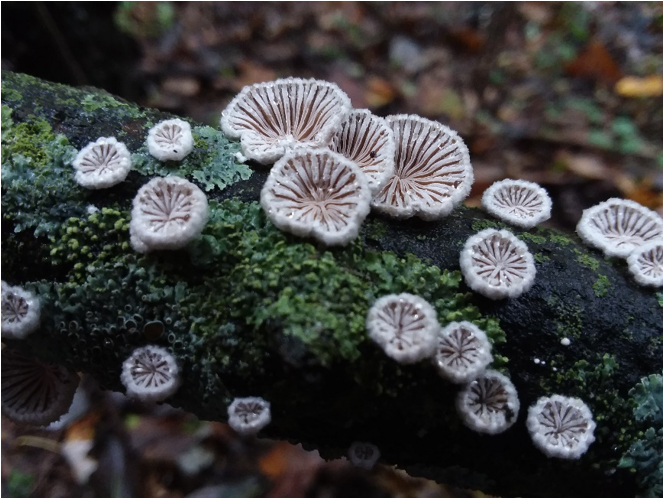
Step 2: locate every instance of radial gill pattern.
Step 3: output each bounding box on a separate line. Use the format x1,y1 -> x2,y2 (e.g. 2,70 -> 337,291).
1,282 -> 41,339
147,118 -> 194,161
227,396 -> 271,436
576,198 -> 663,258
330,109 -> 395,194
366,293 -> 438,364
220,78 -> 352,165
261,149 -> 371,246
627,241 -> 663,287
72,137 -> 131,189
456,370 -> 520,434
121,346 -> 180,402
435,321 -> 493,383
372,114 -> 473,220
1,348 -> 79,426
527,395 -> 596,459
482,179 -> 551,228
460,229 -> 536,300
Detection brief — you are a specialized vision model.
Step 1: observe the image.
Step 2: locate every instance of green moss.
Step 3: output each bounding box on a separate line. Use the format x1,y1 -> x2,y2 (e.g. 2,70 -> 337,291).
553,301 -> 584,341
592,274 -> 611,297
364,217 -> 388,242
80,93 -> 144,120
656,292 -> 662,308
471,218 -> 506,232
1,86 -> 22,103
518,232 -> 547,245
549,233 -> 573,247
574,249 -> 600,271
534,252 -> 551,264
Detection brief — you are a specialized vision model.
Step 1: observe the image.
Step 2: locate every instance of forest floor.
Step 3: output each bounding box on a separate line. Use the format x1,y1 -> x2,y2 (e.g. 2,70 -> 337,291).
1,2 -> 662,497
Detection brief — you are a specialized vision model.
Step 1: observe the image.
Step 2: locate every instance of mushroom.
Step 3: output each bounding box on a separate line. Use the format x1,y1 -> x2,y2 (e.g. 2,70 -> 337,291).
371,114 -> 474,220
456,370 -> 520,435
260,148 -> 371,246
120,345 -> 181,402
576,198 -> 662,258
627,241 -> 663,288
460,229 -> 536,300
227,396 -> 271,436
366,293 -> 438,364
434,321 -> 493,384
482,179 -> 552,229
526,394 -> 596,459
72,137 -> 132,189
220,77 -> 352,165
348,441 -> 381,470
1,281 -> 41,339
147,118 -> 194,161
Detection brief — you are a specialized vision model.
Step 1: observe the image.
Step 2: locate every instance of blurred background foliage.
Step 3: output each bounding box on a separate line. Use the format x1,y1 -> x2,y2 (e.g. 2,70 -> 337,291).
1,2 -> 662,497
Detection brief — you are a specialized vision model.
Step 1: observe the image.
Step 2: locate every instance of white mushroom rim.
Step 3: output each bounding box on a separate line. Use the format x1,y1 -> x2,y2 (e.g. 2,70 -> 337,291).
72,137 -> 131,189
1,347 -> 79,426
147,118 -> 194,162
526,394 -> 596,459
366,293 -> 438,364
130,176 -> 209,252
627,241 -> 663,288
576,198 -> 663,258
372,114 -> 474,221
330,109 -> 396,195
456,370 -> 520,435
348,441 -> 381,470
482,179 -> 552,229
121,345 -> 181,402
434,321 -> 493,384
260,148 -> 371,246
460,229 -> 536,300
227,396 -> 271,436
1,281 -> 41,340
220,77 -> 352,165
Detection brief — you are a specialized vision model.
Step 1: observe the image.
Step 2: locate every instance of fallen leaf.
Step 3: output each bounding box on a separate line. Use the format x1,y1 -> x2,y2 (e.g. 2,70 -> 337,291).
365,76 -> 398,108
615,75 -> 663,98
565,39 -> 622,83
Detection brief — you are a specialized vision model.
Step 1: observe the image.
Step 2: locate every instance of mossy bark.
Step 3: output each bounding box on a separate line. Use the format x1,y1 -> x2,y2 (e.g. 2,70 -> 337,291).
2,71 -> 661,498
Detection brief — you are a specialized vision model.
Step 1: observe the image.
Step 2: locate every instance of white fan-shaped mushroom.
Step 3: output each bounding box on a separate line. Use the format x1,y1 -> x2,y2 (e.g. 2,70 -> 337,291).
147,118 -> 194,161
220,77 -> 352,165
366,293 -> 438,364
348,442 -> 381,470
460,229 -> 536,300
434,321 -> 493,384
372,114 -> 474,220
260,148 -> 371,246
1,282 -> 41,339
576,198 -> 662,258
1,347 -> 79,426
121,345 -> 180,402
227,396 -> 271,436
72,137 -> 131,189
130,176 -> 209,252
456,370 -> 520,435
330,109 -> 395,195
627,241 -> 663,287
482,179 -> 552,228
527,395 -> 596,459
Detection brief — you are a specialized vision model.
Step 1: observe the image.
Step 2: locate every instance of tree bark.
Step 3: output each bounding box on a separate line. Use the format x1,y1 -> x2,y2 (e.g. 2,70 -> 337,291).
1,71 -> 661,497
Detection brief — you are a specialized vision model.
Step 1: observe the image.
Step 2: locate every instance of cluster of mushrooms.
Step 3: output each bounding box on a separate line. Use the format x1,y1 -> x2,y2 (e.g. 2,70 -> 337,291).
2,77 -> 662,468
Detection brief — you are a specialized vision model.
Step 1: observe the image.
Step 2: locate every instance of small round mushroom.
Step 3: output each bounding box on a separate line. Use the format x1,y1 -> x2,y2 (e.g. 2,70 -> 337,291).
120,345 -> 180,402
227,396 -> 271,436
460,229 -> 536,300
627,241 -> 663,287
348,441 -> 381,470
220,77 -> 352,165
434,321 -> 493,384
1,281 -> 41,339
372,114 -> 474,220
147,118 -> 194,162
526,394 -> 596,459
366,293 -> 438,364
456,370 -> 520,435
482,179 -> 552,229
72,137 -> 131,189
576,198 -> 662,258
130,176 -> 209,252
260,148 -> 371,246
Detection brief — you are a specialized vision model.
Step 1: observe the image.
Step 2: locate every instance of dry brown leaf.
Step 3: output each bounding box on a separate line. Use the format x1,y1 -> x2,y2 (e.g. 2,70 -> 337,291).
565,40 -> 623,83
365,76 -> 398,108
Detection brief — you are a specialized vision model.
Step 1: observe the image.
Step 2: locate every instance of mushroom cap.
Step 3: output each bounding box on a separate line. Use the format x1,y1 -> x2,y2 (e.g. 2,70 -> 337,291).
348,442 -> 381,470
366,293 -> 439,364
1,347 -> 79,426
1,282 -> 41,339
260,148 -> 371,246
130,176 -> 209,252
627,241 -> 663,287
576,198 -> 663,258
456,370 -> 520,435
227,396 -> 271,436
220,77 -> 352,165
482,179 -> 552,229
121,345 -> 180,402
147,118 -> 194,162
434,321 -> 493,384
460,229 -> 536,300
72,137 -> 132,189
330,109 -> 396,195
526,394 -> 596,459
372,114 -> 474,220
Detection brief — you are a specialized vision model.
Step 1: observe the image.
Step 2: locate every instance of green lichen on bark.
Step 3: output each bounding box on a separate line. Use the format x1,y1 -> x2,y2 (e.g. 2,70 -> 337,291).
2,71 -> 662,498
